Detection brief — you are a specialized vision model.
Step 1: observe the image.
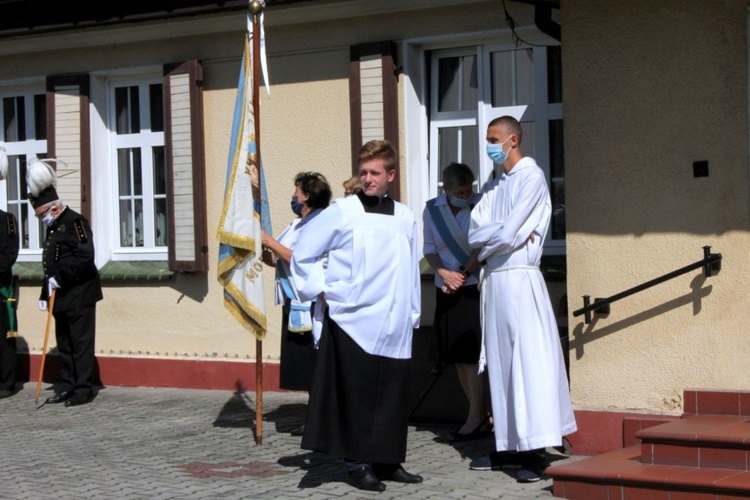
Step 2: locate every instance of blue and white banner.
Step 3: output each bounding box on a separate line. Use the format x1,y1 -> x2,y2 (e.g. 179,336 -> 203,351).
217,34 -> 273,340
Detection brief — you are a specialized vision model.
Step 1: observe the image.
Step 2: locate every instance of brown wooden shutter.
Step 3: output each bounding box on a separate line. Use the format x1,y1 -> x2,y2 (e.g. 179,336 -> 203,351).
163,60 -> 208,272
349,41 -> 400,200
46,74 -> 92,220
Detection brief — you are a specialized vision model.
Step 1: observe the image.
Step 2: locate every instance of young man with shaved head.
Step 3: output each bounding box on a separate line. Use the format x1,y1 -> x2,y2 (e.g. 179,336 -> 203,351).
468,116 -> 576,482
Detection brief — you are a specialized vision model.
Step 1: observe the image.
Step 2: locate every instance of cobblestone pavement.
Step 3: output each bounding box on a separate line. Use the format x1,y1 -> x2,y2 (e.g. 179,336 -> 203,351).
0,385 -> 583,499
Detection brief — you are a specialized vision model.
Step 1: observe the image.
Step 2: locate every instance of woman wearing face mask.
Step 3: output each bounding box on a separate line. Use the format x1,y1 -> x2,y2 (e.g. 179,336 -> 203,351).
262,172 -> 331,434
423,162 -> 491,441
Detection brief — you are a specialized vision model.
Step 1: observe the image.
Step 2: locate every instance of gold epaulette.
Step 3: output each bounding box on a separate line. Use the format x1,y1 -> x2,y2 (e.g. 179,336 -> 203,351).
7,214 -> 16,237
74,219 -> 89,243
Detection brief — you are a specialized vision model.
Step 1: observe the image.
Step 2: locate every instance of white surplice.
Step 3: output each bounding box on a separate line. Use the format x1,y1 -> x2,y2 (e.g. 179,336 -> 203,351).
291,194 -> 421,359
469,157 -> 576,452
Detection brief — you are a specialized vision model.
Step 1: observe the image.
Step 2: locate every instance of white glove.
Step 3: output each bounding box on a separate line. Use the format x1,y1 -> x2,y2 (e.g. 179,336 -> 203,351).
38,300 -> 48,312
48,277 -> 60,297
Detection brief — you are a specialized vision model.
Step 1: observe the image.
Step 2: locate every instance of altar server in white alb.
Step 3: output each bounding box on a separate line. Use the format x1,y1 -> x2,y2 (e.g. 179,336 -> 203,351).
291,140 -> 422,493
467,115 -> 576,482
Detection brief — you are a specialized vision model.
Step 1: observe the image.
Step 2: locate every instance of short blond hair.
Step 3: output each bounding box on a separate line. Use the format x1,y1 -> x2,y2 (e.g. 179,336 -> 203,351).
357,140 -> 397,172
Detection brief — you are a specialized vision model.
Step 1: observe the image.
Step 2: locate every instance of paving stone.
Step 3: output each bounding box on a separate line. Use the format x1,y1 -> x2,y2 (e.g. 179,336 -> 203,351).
0,385 -> 580,499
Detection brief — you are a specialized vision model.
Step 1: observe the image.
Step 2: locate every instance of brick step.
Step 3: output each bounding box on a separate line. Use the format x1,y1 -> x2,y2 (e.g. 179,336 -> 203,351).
623,416 -> 678,447
637,415 -> 750,470
684,389 -> 750,416
547,445 -> 750,499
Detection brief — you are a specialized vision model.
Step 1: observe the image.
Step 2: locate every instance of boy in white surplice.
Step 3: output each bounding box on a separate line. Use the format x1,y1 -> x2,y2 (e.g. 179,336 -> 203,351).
291,140 -> 422,493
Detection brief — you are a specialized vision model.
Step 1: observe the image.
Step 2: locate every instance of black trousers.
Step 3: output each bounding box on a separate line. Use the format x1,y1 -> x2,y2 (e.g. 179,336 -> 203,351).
53,305 -> 96,396
0,329 -> 16,391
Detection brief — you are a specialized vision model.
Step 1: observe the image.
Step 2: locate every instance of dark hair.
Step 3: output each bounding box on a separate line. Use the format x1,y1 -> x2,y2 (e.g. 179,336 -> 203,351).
442,162 -> 475,189
295,171 -> 332,209
488,115 -> 523,144
357,140 -> 397,172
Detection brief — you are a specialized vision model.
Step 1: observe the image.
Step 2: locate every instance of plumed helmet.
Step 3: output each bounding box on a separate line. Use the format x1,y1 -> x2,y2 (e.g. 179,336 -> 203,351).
27,156 -> 64,208
0,147 -> 7,182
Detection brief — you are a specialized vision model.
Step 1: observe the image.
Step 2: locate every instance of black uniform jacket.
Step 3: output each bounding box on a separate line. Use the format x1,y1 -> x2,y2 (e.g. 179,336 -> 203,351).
41,207 -> 103,312
0,210 -> 19,287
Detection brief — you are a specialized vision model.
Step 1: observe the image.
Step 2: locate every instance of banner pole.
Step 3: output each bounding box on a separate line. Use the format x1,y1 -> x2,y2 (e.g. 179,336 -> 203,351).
250,0 -> 265,446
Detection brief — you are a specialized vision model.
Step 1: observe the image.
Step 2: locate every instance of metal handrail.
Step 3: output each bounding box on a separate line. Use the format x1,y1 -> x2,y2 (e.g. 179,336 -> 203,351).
573,246 -> 722,324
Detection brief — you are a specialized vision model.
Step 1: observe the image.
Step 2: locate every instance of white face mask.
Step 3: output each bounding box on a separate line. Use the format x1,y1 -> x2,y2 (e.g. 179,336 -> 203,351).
42,213 -> 55,227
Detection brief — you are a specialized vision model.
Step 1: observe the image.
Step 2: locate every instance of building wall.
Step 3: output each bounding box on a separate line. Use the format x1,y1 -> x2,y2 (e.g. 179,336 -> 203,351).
563,0 -> 750,412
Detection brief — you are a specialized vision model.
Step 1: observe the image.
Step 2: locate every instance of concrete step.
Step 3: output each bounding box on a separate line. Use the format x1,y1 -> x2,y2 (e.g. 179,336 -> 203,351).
547,444 -> 750,499
549,390 -> 750,497
637,415 -> 750,470
684,389 -> 750,417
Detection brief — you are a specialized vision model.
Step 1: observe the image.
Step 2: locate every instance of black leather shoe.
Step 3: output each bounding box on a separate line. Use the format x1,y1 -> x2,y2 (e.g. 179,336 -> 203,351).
0,389 -> 14,399
65,394 -> 93,407
46,391 -> 73,404
373,464 -> 424,483
290,424 -> 305,436
349,465 -> 386,492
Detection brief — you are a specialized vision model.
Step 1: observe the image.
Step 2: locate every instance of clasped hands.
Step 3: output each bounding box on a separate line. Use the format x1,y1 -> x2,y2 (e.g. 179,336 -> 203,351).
439,232 -> 536,294
37,277 -> 60,311
439,269 -> 466,294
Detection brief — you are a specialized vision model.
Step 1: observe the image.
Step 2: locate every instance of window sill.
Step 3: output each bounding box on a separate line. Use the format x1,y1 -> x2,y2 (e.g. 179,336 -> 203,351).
13,262 -> 45,281
99,261 -> 174,282
13,261 -> 175,282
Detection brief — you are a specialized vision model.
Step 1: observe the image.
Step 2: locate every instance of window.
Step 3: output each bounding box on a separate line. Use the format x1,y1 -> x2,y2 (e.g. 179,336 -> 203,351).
428,42 -> 565,250
0,63 -> 207,277
90,61 -> 207,273
110,80 -> 168,258
429,48 -> 481,192
0,88 -> 48,258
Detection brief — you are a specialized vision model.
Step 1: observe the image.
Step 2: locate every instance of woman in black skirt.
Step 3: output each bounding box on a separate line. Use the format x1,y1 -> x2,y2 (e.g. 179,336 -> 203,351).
262,172 -> 331,426
422,162 -> 490,440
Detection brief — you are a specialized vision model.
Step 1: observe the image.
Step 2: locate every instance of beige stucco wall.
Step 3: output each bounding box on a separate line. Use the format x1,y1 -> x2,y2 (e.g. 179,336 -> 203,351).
563,0 -> 750,412
0,1 -> 517,369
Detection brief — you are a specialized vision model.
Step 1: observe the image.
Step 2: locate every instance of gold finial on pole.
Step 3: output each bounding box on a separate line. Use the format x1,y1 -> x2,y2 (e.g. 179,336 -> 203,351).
249,0 -> 265,22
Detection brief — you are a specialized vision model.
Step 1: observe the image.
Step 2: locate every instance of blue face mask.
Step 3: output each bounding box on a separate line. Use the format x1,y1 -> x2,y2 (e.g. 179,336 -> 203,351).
290,195 -> 304,216
449,195 -> 470,209
486,136 -> 512,165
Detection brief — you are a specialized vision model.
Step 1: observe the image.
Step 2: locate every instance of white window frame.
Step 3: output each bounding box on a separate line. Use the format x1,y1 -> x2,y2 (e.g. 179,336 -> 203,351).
428,46 -> 482,195
0,81 -> 48,260
403,29 -> 564,256
91,69 -> 168,264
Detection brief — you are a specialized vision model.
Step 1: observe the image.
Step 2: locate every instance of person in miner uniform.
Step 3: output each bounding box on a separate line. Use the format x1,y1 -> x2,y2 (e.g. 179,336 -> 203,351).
291,140 -> 423,492
27,157 -> 103,407
0,148 -> 20,399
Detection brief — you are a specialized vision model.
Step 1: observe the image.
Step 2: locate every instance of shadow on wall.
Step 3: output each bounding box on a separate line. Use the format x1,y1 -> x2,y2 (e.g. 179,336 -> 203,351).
569,273 -> 712,361
171,271 -> 209,304
99,271 -> 209,303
